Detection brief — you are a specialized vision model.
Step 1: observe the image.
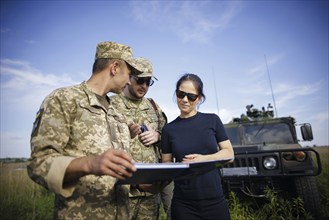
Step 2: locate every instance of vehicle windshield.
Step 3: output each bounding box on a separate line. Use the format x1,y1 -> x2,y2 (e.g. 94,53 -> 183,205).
225,123 -> 294,145
244,123 -> 294,144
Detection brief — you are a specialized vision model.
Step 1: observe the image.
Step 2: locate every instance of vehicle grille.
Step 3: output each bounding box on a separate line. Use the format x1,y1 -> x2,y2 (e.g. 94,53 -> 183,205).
224,156 -> 260,170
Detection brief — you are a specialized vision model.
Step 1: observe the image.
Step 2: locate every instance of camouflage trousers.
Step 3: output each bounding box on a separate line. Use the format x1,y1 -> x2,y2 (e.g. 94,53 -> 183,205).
160,182 -> 174,220
129,194 -> 160,220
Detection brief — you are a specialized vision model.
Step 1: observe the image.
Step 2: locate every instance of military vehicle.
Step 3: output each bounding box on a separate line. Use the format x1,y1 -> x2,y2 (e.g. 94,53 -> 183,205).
222,104 -> 322,219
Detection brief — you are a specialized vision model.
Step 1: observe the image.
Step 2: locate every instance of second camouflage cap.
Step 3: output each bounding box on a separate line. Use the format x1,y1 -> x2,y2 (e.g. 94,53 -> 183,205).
95,41 -> 143,74
134,57 -> 158,80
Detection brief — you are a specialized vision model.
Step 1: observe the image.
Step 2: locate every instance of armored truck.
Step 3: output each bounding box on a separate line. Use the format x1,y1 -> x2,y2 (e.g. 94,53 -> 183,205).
222,104 -> 322,219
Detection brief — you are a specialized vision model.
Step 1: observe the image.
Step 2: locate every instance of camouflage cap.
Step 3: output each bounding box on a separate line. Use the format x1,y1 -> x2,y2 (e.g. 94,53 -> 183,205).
95,41 -> 143,74
134,57 -> 158,80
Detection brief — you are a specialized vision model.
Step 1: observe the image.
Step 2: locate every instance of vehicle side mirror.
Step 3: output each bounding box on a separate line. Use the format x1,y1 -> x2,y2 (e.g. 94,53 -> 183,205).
301,123 -> 313,141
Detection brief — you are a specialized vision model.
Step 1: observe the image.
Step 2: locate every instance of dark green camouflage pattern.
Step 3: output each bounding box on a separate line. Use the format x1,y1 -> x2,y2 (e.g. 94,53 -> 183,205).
28,82 -> 131,219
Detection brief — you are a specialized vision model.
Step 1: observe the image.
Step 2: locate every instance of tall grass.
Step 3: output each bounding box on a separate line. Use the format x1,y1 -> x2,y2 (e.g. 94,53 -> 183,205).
228,189 -> 313,220
1,147 -> 328,220
226,146 -> 329,220
0,163 -> 54,220
314,146 -> 329,219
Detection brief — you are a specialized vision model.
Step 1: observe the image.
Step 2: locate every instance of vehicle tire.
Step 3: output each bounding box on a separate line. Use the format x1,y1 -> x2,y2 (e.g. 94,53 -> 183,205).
294,176 -> 322,220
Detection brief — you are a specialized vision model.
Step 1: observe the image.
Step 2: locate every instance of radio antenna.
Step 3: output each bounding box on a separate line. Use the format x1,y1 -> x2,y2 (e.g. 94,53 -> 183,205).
264,54 -> 278,117
212,66 -> 220,116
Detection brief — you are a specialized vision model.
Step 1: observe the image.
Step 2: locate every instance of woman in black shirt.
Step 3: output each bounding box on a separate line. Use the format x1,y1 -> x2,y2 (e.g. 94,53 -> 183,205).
161,73 -> 234,220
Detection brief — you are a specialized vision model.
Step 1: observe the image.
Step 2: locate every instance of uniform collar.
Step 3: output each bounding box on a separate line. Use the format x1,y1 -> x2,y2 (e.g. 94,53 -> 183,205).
117,93 -> 150,111
81,81 -> 108,108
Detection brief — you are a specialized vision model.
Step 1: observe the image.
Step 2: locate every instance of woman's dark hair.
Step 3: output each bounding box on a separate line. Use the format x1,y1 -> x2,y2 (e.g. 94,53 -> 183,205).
175,73 -> 206,105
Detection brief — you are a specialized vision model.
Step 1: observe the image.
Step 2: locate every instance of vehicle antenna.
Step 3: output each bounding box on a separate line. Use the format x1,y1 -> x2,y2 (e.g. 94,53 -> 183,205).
264,54 -> 278,117
212,66 -> 220,116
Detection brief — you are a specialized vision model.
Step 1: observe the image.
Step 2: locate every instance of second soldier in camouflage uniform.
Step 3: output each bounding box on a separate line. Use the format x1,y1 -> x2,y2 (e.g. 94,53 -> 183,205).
111,58 -> 173,220
27,41 -> 142,220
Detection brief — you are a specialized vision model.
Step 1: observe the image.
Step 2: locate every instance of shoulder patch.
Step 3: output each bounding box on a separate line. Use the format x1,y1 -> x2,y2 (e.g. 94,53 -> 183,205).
31,108 -> 44,137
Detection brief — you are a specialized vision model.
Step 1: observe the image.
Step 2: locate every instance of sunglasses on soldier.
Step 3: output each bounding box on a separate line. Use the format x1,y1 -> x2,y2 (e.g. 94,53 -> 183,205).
131,75 -> 154,87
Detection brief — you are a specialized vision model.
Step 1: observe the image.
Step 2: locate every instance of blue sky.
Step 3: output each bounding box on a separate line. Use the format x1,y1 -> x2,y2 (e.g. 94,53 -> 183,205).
1,1 -> 328,158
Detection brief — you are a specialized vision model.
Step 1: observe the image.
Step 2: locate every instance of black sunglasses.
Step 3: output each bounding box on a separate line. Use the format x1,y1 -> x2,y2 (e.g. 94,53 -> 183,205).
176,90 -> 199,101
131,75 -> 154,87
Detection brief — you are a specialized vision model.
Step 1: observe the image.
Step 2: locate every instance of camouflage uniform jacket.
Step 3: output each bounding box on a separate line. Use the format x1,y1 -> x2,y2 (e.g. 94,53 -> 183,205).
110,94 -> 167,197
110,94 -> 167,164
27,82 -> 131,220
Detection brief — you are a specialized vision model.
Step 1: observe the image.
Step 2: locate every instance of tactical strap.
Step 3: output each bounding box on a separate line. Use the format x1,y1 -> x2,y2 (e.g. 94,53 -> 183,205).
147,98 -> 161,129
147,98 -> 163,162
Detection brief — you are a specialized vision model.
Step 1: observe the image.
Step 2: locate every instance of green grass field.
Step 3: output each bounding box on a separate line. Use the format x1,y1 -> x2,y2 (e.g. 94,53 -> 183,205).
1,146 -> 328,220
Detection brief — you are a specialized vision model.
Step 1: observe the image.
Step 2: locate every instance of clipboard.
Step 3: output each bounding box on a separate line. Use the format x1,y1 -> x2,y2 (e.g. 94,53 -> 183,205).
117,158 -> 233,185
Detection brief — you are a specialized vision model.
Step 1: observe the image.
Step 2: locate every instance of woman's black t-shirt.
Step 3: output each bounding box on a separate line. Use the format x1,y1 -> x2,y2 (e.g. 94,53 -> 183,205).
161,112 -> 228,200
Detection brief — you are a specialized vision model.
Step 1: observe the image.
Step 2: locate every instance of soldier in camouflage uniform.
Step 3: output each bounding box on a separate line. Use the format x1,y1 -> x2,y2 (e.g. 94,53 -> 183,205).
27,41 -> 143,220
111,58 -> 174,220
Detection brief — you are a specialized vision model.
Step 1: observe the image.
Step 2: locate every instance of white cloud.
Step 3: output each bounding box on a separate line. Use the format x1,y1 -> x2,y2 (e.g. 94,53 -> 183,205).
313,112 -> 329,121
218,108 -> 235,123
239,54 -> 322,110
1,59 -> 76,88
274,82 -> 321,108
0,59 -> 81,158
0,59 -> 79,111
130,1 -> 242,44
248,53 -> 286,79
237,80 -> 322,112
233,53 -> 286,96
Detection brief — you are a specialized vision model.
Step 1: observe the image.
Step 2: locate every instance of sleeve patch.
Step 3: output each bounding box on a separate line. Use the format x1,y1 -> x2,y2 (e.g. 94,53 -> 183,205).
31,108 -> 44,137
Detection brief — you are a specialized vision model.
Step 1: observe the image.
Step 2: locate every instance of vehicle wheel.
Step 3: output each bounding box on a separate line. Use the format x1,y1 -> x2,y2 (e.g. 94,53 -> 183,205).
294,176 -> 322,220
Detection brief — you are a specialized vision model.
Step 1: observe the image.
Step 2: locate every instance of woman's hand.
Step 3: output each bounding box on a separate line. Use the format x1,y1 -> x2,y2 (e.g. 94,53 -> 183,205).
182,154 -> 204,163
182,140 -> 234,163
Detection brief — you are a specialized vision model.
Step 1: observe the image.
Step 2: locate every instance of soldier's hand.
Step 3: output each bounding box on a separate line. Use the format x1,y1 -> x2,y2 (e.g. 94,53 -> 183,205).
87,149 -> 136,179
128,123 -> 141,139
139,124 -> 160,146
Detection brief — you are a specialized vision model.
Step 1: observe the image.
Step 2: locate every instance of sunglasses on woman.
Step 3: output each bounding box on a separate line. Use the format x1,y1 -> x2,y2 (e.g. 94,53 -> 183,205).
176,90 -> 199,101
131,75 -> 154,87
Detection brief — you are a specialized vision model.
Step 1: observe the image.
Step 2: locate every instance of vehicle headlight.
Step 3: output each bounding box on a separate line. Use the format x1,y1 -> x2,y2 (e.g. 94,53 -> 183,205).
263,157 -> 277,170
283,151 -> 307,162
293,151 -> 307,161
